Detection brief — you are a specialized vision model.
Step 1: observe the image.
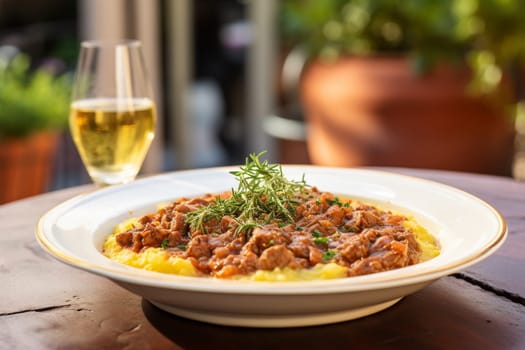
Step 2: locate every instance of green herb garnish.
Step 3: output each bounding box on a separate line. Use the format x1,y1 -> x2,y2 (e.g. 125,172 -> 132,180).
346,226 -> 358,233
185,151 -> 310,236
327,197 -> 343,206
313,237 -> 329,244
160,239 -> 169,249
312,229 -> 322,238
176,244 -> 187,251
322,249 -> 337,262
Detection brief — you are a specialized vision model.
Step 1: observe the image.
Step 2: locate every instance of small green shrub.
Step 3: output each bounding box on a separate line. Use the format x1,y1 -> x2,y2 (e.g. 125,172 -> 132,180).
0,52 -> 71,139
279,0 -> 525,97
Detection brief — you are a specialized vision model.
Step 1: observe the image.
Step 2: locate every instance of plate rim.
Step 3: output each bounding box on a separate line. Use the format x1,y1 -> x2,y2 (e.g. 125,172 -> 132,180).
36,166 -> 507,294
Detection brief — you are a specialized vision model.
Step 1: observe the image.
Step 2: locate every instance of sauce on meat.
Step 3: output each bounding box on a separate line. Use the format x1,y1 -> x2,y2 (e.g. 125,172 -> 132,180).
103,187 -> 439,279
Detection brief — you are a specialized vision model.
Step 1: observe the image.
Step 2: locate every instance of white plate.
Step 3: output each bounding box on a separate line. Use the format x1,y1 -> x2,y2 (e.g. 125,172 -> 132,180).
36,166 -> 506,327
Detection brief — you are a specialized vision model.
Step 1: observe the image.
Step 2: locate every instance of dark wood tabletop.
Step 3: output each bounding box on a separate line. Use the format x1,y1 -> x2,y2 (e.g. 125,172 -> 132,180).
1,168 -> 524,350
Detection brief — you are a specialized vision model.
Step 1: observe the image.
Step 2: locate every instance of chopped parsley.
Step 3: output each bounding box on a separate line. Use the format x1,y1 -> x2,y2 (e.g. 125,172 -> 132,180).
313,237 -> 329,244
327,197 -> 343,206
160,239 -> 169,249
322,249 -> 337,262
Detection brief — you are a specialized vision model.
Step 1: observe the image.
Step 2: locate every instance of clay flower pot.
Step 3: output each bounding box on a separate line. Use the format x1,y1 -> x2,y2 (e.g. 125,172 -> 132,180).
0,131 -> 60,203
300,56 -> 515,175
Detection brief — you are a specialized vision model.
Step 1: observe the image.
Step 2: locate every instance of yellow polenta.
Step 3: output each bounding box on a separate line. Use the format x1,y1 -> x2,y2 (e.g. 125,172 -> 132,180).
102,212 -> 440,281
103,218 -> 199,276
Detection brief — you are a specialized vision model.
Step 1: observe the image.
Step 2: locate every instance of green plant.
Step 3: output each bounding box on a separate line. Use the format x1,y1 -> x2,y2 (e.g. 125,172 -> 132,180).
279,0 -> 525,97
186,151 -> 309,236
0,52 -> 71,140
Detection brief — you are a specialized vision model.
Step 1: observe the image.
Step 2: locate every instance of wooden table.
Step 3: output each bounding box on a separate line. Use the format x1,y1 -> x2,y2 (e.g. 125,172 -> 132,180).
1,168 -> 524,350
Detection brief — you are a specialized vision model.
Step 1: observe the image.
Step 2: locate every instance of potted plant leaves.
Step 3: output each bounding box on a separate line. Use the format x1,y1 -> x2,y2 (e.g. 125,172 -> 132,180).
279,0 -> 525,175
0,47 -> 71,203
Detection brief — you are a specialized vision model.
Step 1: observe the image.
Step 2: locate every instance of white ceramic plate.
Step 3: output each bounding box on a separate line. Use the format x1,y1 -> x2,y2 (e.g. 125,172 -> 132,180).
36,166 -> 506,327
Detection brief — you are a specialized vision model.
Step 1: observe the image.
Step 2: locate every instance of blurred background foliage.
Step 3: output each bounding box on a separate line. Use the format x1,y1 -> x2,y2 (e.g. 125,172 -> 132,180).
1,0 -> 525,202
0,49 -> 71,139
279,0 -> 525,99
0,0 -> 76,140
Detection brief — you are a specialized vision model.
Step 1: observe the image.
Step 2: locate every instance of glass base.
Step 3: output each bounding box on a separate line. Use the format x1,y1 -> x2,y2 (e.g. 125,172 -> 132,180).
87,166 -> 138,186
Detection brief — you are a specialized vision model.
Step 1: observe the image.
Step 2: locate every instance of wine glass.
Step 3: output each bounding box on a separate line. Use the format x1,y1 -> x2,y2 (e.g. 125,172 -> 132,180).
69,40 -> 156,186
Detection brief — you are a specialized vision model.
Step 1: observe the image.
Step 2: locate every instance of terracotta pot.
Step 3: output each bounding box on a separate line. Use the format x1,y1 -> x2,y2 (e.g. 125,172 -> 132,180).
263,112 -> 310,164
300,56 -> 515,175
0,131 -> 60,204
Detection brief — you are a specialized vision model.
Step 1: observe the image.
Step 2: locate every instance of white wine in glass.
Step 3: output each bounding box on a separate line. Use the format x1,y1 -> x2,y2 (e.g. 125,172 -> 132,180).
69,40 -> 156,186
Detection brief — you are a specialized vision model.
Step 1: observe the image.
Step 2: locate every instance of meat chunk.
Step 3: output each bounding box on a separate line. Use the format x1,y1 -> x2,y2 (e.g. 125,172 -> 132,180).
308,246 -> 323,265
170,213 -> 186,232
347,209 -> 381,230
325,205 -> 345,226
115,232 -> 133,247
140,228 -> 169,247
287,232 -> 313,258
244,227 -> 289,256
256,245 -> 294,270
337,235 -> 370,265
185,235 -> 211,258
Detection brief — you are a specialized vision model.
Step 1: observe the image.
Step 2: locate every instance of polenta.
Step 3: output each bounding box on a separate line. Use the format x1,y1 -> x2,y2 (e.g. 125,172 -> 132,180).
102,153 -> 440,280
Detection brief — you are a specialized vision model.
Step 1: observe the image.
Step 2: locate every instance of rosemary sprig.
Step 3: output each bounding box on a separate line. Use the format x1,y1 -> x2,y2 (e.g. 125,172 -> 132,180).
185,151 -> 310,235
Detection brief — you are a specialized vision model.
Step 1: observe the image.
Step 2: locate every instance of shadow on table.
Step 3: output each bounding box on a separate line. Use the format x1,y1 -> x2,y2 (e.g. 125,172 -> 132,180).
142,299 -> 374,350
141,279 -> 515,350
